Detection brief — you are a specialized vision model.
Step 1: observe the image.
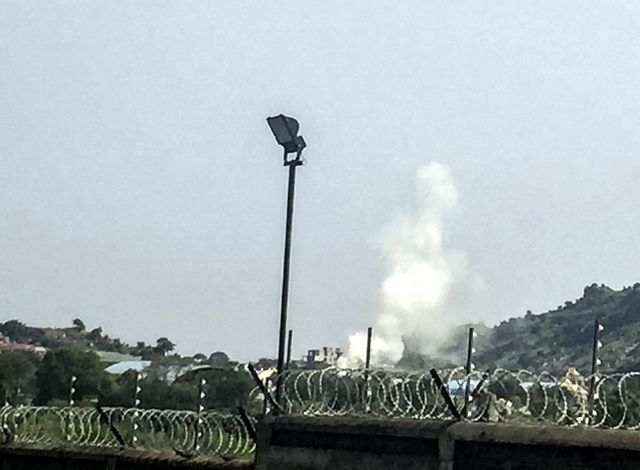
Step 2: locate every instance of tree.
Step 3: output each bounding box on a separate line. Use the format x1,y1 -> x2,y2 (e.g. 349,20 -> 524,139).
0,351 -> 39,404
100,369 -> 139,408
0,320 -> 43,344
161,366 -> 255,412
72,318 -> 86,332
87,327 -> 102,342
154,337 -> 175,357
34,349 -> 112,405
209,351 -> 230,368
201,367 -> 255,413
104,338 -> 124,353
138,376 -> 175,409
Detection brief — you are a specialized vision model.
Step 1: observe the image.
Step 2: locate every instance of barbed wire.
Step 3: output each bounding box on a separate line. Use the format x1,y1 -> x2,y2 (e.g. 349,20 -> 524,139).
261,367 -> 640,429
0,405 -> 256,457
6,367 -> 640,455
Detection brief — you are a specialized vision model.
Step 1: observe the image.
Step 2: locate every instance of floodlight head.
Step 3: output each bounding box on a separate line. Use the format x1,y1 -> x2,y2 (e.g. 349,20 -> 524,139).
294,135 -> 306,152
266,114 -> 306,155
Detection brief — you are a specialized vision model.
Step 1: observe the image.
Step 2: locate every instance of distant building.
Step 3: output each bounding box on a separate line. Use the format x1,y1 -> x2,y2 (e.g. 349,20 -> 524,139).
105,360 -> 151,375
306,347 -> 343,367
0,333 -> 36,352
94,351 -> 141,365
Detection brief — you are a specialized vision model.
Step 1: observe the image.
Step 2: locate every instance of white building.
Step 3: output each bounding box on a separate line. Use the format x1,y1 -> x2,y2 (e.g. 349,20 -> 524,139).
306,347 -> 343,367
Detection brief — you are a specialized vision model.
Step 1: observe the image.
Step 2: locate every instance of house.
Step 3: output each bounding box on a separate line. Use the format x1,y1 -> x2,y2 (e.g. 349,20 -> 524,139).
0,333 -> 36,352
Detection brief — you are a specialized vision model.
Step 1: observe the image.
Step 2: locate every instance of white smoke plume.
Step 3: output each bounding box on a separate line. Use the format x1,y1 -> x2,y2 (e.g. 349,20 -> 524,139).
340,162 -> 473,368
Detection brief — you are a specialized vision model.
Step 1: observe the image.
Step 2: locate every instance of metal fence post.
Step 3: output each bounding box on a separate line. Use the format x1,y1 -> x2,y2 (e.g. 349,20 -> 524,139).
588,319 -> 603,422
464,327 -> 475,419
194,375 -> 206,452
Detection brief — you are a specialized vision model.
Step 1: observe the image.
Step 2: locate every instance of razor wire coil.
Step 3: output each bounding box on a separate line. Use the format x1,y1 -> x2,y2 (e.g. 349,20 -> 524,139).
263,367 -> 640,429
0,405 -> 256,457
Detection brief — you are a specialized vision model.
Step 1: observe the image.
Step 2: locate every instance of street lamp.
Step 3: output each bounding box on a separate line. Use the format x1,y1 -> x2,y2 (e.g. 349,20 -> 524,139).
266,114 -> 307,162
266,114 -> 307,409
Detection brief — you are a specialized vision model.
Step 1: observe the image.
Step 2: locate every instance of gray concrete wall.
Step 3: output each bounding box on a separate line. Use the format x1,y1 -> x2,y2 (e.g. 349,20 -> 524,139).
0,444 -> 253,470
7,417 -> 640,469
450,422 -> 640,470
255,416 -> 449,470
255,415 -> 640,470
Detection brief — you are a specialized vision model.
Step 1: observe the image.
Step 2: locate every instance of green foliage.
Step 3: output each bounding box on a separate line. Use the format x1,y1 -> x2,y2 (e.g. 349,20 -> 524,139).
0,316 -> 255,413
201,368 -> 255,412
0,320 -> 44,344
154,337 -> 175,357
0,319 -> 147,358
34,348 -> 113,405
209,351 -> 230,368
0,350 -> 39,404
72,318 -> 86,332
131,341 -> 157,360
99,369 -> 138,407
87,327 -> 102,342
474,284 -> 640,374
398,284 -> 640,377
139,377 -> 180,409
139,366 -> 255,412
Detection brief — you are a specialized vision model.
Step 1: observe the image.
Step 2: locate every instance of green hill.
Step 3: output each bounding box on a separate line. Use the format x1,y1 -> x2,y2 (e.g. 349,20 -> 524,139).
397,283 -> 640,375
475,283 -> 640,374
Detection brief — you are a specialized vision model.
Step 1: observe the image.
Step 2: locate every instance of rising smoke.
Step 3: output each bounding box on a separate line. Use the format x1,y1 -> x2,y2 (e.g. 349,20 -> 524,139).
340,162 -> 475,368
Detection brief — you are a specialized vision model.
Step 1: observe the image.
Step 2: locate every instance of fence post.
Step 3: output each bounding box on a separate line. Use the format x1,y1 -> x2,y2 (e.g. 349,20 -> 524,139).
587,319 -> 603,422
430,369 -> 461,419
194,375 -> 206,452
132,372 -> 142,447
247,363 -> 280,415
363,327 -> 373,412
66,375 -> 77,442
464,327 -> 475,419
365,327 -> 373,370
286,329 -> 293,370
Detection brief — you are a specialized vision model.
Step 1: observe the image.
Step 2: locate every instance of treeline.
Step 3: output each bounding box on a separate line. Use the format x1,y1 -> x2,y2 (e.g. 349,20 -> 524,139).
0,319 -> 177,360
0,348 -> 257,413
0,319 -> 259,413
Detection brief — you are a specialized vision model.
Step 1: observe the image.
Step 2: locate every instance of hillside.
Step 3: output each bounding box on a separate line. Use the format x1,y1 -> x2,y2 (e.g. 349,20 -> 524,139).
0,318 -> 175,360
475,283 -> 640,374
397,283 -> 640,375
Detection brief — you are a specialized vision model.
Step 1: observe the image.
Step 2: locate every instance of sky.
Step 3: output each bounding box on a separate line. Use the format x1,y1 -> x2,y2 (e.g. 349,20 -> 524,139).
1,2 -> 639,362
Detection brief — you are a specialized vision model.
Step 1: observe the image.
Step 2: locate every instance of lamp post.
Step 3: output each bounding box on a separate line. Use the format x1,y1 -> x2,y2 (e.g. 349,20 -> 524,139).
266,114 -> 307,409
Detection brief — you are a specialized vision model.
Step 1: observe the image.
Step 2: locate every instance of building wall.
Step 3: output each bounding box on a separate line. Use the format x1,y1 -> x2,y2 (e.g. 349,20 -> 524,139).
305,347 -> 343,367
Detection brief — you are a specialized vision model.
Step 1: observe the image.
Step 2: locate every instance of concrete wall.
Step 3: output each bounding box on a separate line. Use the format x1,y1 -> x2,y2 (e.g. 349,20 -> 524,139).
0,444 -> 253,470
255,415 -> 640,470
255,416 -> 448,470
450,423 -> 640,470
8,417 -> 640,469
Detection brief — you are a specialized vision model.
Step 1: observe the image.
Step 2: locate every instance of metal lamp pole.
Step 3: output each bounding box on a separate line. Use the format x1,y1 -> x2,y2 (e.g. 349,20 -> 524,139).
266,114 -> 307,411
276,158 -> 302,381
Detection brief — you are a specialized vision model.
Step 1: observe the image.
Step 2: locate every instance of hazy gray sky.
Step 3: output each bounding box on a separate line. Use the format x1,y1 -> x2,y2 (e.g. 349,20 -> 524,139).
1,2 -> 639,361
